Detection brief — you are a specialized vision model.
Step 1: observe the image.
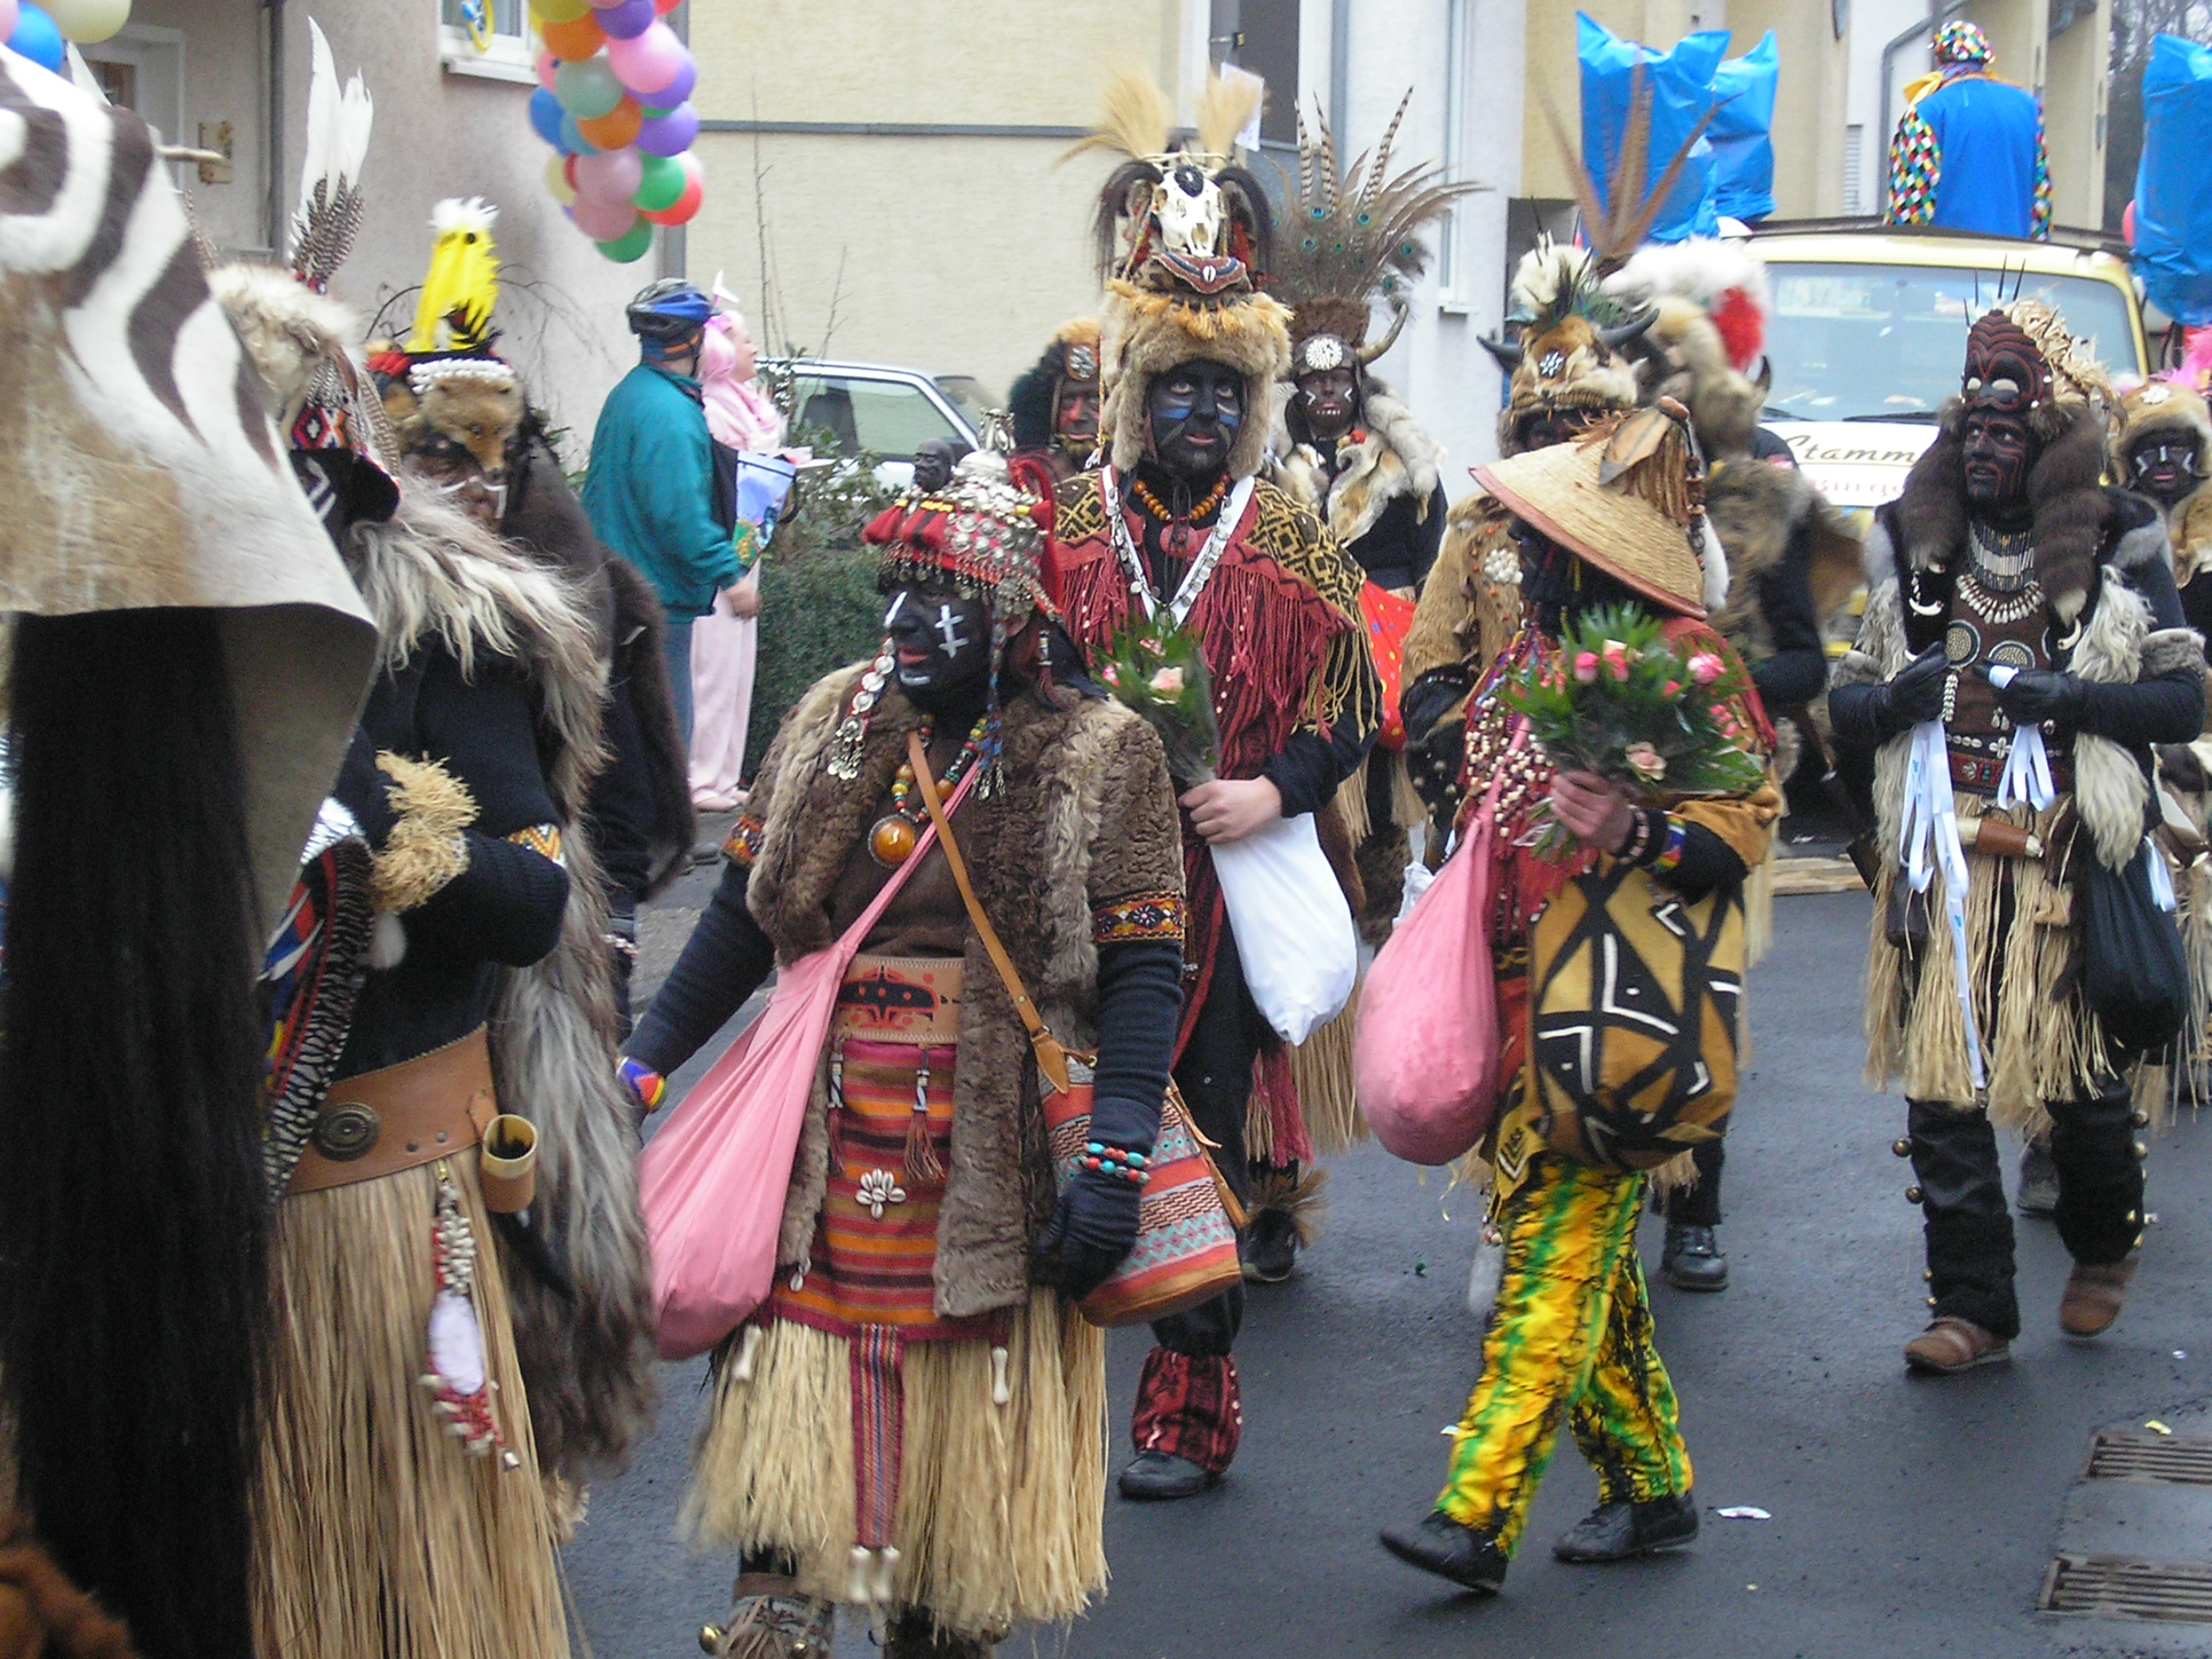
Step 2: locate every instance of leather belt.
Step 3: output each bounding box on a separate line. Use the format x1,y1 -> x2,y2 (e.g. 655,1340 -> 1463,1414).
289,1027 -> 498,1195
1949,748 -> 2071,797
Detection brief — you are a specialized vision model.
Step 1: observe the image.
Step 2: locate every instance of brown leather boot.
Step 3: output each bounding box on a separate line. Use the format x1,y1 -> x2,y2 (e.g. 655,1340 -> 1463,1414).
1904,1316 -> 2011,1374
2059,1259 -> 2138,1338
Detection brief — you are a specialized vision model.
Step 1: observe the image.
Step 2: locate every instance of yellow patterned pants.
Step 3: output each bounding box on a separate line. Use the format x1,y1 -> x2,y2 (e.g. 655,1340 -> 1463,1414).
1437,1149 -> 1692,1557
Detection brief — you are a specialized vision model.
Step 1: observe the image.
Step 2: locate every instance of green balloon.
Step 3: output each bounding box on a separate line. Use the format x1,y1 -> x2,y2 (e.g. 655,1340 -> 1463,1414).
598,219 -> 656,264
632,151 -> 686,213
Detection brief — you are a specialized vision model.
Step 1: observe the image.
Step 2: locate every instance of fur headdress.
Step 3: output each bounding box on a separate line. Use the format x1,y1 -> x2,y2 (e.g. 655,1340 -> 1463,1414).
2120,379 -> 2212,479
1074,69 -> 1291,480
1007,317 -> 1102,454
1606,238 -> 1770,461
1272,91 -> 1484,382
1485,238 -> 1648,456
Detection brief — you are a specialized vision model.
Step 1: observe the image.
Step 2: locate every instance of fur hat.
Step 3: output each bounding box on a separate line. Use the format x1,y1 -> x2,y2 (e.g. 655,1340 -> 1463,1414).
1483,238 -> 1647,457
1076,69 -> 1291,480
2119,379 -> 2212,482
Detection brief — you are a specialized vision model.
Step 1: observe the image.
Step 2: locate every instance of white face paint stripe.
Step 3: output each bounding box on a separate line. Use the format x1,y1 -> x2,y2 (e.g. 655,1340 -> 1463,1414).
883,592 -> 910,630
932,602 -> 971,658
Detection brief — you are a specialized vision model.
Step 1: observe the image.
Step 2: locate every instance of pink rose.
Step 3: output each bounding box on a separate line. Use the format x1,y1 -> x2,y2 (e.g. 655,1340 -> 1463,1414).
1603,640 -> 1630,682
1147,665 -> 1185,696
1688,652 -> 1726,685
1101,664 -> 1121,688
1662,680 -> 1683,698
1625,741 -> 1667,781
1573,652 -> 1600,683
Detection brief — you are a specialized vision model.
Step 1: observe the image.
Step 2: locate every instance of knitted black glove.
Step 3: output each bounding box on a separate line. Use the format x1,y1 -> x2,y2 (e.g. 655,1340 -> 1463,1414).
1033,1090 -> 1154,1301
1992,665 -> 2091,732
1872,645 -> 1949,740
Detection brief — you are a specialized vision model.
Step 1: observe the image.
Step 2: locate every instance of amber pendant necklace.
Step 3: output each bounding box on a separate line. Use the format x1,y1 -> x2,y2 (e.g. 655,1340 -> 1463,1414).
868,715 -> 989,868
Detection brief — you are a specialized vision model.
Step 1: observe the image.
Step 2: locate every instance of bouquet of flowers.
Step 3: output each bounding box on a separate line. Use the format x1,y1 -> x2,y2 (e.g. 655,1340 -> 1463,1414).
1502,603 -> 1767,859
1095,613 -> 1222,785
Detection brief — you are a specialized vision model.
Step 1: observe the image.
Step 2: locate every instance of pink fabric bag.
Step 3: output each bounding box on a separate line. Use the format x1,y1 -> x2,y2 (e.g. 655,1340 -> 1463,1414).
1357,738 -> 1516,1166
639,773 -> 976,1361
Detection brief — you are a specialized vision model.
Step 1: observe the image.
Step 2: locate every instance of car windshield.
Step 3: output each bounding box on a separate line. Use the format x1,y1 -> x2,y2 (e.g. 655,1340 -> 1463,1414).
789,375 -> 958,461
933,375 -> 996,435
1761,261 -> 2140,423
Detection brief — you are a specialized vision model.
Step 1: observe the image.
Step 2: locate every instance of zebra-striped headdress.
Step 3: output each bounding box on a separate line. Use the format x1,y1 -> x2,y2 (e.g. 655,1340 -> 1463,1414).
0,44 -> 377,931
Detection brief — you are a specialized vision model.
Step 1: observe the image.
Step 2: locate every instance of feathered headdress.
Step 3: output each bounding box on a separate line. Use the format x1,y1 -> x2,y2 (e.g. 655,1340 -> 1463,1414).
406,197 -> 501,356
1072,69 -> 1292,480
1274,90 -> 1487,377
289,19 -> 372,295
1606,238 -> 1772,459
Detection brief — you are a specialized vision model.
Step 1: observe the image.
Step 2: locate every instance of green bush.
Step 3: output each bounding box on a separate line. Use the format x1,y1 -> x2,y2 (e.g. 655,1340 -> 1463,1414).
746,543 -> 886,776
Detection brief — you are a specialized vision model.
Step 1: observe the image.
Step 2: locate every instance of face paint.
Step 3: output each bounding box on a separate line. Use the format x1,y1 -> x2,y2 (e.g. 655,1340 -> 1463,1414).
884,582 -> 991,696
1296,366 -> 1359,444
1961,408 -> 2035,508
2131,436 -> 2201,507
1146,359 -> 1245,480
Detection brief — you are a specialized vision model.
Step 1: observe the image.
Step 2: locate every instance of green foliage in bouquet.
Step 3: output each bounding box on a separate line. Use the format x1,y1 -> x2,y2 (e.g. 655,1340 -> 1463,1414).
1094,614 -> 1222,785
1503,602 -> 1766,820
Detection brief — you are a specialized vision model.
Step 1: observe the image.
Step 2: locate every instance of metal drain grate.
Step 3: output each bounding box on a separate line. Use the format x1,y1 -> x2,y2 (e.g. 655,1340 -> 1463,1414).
2041,1555 -> 2212,1623
2086,1433 -> 2212,1486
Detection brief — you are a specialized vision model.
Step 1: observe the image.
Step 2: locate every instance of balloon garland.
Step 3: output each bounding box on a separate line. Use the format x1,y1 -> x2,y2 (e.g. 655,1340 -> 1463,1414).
6,0 -> 133,70
526,0 -> 702,263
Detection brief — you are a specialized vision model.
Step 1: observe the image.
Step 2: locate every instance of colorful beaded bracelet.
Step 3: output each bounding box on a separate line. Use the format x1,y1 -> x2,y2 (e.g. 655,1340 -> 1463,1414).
1081,1141 -> 1152,1185
1651,816 -> 1688,875
619,1056 -> 667,1111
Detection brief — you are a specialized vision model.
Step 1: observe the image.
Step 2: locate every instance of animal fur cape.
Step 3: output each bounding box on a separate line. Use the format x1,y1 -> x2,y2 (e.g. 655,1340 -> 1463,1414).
1274,385 -> 1443,550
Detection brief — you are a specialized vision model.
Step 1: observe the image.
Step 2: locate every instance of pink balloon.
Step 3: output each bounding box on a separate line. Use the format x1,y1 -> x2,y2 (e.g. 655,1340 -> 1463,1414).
573,144 -> 644,204
535,48 -> 559,92
570,194 -> 638,241
607,21 -> 687,97
2125,197 -> 2139,248
0,0 -> 19,41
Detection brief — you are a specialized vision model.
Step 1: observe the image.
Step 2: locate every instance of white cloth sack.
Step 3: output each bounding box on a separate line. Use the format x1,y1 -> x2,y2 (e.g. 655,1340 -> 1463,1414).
1211,811 -> 1357,1045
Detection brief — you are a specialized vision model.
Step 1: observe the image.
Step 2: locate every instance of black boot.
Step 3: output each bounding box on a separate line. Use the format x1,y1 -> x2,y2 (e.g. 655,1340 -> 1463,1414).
1379,1511 -> 1510,1594
1553,1492 -> 1699,1563
1661,1220 -> 1728,1291
1117,1451 -> 1221,1501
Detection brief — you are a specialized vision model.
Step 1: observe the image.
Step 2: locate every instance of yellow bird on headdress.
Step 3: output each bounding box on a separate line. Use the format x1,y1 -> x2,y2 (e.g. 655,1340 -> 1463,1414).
406,196 -> 500,353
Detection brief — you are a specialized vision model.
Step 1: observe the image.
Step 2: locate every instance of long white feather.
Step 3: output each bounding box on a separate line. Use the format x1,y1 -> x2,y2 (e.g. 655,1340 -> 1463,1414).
334,64 -> 373,187
298,18 -> 339,221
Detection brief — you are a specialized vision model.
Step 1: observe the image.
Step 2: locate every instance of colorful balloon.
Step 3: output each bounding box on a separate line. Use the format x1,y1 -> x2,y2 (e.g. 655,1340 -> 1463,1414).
0,0 -> 22,41
537,11 -> 604,60
595,0 -> 654,41
528,86 -> 567,148
598,219 -> 656,263
545,151 -> 578,207
2125,197 -> 2139,249
7,3 -> 66,71
575,96 -> 643,151
41,0 -> 128,45
531,0 -> 592,20
607,21 -> 686,95
558,112 -> 601,156
654,0 -> 681,13
632,150 -> 685,213
635,101 -> 698,157
574,143 -> 643,204
644,54 -> 694,107
555,55 -> 624,118
570,194 -> 637,241
535,47 -> 559,91
640,156 -> 702,226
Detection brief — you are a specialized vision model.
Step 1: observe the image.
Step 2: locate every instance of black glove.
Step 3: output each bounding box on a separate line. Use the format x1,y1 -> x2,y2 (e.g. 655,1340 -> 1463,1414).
1033,1091 -> 1154,1300
1872,645 -> 1949,740
1992,665 -> 2091,732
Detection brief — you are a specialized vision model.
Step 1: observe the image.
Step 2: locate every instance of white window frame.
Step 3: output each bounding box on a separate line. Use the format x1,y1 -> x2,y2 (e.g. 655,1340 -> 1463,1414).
439,0 -> 536,85
1435,0 -> 1474,313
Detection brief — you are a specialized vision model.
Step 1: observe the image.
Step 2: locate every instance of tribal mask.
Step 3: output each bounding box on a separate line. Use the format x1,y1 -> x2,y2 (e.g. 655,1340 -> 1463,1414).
1961,310 -> 2053,416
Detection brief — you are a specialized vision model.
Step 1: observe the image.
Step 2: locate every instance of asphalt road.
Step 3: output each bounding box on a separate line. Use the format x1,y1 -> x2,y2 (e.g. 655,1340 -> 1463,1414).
568,881 -> 2212,1659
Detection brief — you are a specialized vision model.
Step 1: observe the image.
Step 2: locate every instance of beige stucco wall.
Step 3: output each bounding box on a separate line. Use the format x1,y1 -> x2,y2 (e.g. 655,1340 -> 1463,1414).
1521,1 -> 1843,219
686,0 -> 1186,399
2044,0 -> 2108,229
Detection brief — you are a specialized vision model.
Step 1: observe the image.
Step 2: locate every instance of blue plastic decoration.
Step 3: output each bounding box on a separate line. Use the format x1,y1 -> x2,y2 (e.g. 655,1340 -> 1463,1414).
2135,33 -> 2212,328
1711,31 -> 1779,225
528,86 -> 567,149
7,3 -> 67,73
1577,12 -> 1725,245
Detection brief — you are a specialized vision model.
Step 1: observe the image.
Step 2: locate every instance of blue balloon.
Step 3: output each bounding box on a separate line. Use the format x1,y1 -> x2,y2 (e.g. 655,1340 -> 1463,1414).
529,86 -> 567,149
558,111 -> 601,158
8,3 -> 67,73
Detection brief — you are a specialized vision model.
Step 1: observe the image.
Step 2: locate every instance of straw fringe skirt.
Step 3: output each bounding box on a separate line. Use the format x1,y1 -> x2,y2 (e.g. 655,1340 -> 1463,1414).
253,1147 -> 569,1659
683,1289 -> 1107,1637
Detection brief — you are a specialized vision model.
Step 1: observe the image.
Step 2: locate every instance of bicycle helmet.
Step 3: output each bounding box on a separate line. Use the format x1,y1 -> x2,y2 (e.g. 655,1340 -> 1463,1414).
626,277 -> 713,343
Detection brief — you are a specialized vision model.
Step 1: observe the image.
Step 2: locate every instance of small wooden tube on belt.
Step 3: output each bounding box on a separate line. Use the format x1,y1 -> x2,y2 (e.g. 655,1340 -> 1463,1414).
289,1027 -> 531,1209
1961,817 -> 2044,859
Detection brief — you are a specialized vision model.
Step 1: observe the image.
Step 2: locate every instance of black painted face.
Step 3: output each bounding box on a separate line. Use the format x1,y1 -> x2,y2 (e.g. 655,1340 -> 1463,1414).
1516,408 -> 1603,453
883,582 -> 991,698
1146,359 -> 1244,479
1961,407 -> 2036,508
2130,435 -> 2201,507
1052,382 -> 1099,454
911,439 -> 957,496
1297,366 -> 1359,443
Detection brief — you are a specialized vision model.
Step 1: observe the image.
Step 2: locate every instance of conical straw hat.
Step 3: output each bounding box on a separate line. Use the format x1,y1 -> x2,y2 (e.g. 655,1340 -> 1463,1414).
1471,417 -> 1707,617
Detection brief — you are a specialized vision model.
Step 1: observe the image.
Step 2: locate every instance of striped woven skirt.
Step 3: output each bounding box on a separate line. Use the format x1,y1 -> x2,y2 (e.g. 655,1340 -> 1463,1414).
683,956 -> 1107,1637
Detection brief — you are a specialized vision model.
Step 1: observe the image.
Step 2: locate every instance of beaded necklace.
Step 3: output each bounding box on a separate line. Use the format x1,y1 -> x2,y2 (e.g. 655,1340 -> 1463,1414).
868,715 -> 989,868
1101,467 -> 1255,626
1129,473 -> 1231,557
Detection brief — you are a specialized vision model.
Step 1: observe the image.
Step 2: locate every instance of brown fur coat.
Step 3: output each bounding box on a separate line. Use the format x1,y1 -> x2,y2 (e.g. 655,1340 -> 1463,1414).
742,669 -> 1185,1319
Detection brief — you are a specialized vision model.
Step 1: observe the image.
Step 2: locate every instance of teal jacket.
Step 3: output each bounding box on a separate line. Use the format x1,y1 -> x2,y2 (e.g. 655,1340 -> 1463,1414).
582,362 -> 739,617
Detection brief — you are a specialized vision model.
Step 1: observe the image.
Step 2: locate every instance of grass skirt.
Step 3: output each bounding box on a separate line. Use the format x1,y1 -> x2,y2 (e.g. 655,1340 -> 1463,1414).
253,1147 -> 569,1659
683,1288 -> 1106,1638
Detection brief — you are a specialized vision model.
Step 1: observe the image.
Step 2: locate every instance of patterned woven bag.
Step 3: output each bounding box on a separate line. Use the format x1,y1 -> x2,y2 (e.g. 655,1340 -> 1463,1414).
1526,859 -> 1745,1171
